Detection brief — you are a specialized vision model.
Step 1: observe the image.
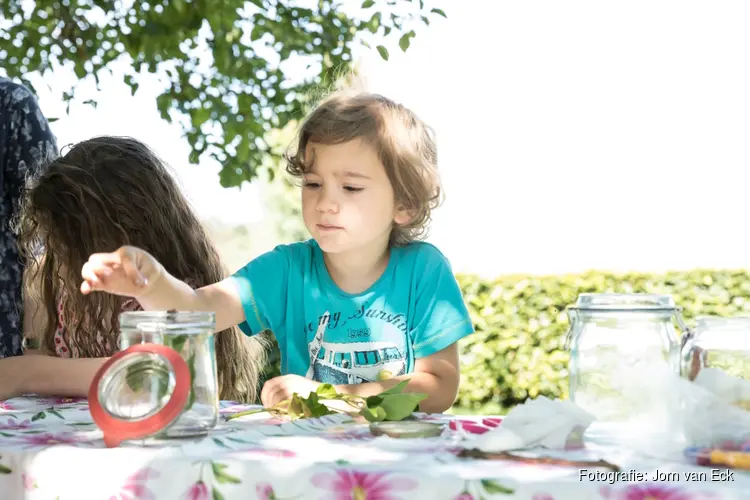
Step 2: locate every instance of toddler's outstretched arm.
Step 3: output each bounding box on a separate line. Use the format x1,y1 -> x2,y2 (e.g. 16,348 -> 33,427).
80,246 -> 245,332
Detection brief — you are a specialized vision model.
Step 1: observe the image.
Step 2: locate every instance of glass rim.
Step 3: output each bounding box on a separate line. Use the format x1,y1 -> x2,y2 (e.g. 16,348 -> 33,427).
119,310 -> 216,332
569,293 -> 677,312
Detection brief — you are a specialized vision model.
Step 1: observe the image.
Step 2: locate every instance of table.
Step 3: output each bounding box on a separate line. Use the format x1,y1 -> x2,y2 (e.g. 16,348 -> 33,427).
0,395 -> 748,499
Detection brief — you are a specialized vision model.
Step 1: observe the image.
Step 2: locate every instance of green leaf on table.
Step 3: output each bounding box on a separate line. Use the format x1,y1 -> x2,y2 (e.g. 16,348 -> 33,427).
362,0 -> 375,7
287,394 -> 304,420
361,405 -> 387,422
0,464 -> 11,474
481,479 -> 514,494
315,384 -> 339,399
31,411 -> 45,421
212,489 -> 225,500
431,8 -> 447,18
301,392 -> 333,419
378,380 -> 410,396
366,395 -> 383,407
377,393 -> 427,421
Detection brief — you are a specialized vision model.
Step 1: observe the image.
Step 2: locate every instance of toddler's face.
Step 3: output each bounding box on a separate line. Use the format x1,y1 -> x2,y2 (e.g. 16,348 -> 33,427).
301,138 -> 410,256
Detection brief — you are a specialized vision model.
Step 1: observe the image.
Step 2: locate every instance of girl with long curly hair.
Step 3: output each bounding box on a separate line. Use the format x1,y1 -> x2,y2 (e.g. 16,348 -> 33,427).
0,136 -> 267,402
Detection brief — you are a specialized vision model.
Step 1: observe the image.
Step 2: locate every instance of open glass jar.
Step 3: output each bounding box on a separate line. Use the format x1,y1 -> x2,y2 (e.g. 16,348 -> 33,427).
681,316 -> 750,410
565,293 -> 685,423
88,311 -> 219,447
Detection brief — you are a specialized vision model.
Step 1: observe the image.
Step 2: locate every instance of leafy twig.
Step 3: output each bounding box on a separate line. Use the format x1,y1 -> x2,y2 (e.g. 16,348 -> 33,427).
226,380 -> 426,423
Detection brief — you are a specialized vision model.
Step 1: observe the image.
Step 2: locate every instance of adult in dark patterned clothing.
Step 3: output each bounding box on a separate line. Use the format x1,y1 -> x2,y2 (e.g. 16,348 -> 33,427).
0,77 -> 58,358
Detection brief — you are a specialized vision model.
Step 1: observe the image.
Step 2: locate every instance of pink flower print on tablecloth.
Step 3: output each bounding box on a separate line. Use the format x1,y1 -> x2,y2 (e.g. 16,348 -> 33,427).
449,418 -> 502,435
310,470 -> 417,500
22,473 -> 37,491
109,467 -> 159,500
600,484 -> 709,500
41,396 -> 86,406
185,481 -> 210,500
231,446 -> 296,460
0,401 -> 16,411
256,483 -> 275,500
453,493 -> 474,500
18,431 -> 83,447
532,493 -> 555,500
0,418 -> 31,430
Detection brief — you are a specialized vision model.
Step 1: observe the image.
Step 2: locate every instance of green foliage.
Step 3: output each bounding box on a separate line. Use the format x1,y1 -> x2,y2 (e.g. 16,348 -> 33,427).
0,0 -> 447,188
258,123 -> 309,244
453,268 -> 750,415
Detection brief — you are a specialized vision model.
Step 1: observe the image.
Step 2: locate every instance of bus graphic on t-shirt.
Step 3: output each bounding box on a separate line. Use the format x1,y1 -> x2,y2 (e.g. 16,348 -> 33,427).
311,340 -> 407,384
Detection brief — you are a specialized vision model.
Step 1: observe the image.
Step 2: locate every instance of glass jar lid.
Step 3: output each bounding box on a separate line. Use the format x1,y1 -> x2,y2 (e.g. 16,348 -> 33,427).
120,310 -> 216,335
570,293 -> 677,312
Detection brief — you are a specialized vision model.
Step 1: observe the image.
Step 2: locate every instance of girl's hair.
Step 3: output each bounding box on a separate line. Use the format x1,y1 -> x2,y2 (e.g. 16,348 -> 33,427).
285,91 -> 443,245
14,136 -> 266,403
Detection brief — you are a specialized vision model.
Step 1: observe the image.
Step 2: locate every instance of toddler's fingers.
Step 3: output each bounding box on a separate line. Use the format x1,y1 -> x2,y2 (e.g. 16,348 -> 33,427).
119,250 -> 147,288
87,250 -> 126,266
81,262 -> 104,287
260,377 -> 281,408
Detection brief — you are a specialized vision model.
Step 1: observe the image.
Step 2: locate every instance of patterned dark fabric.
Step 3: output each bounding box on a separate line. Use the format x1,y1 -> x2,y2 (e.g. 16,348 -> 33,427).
0,77 -> 58,358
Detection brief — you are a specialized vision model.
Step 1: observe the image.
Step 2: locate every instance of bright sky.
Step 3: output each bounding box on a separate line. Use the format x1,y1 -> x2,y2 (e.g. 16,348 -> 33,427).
24,0 -> 750,277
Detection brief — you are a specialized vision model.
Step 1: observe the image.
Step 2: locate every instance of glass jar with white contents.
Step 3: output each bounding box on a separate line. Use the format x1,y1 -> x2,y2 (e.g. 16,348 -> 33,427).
565,293 -> 684,423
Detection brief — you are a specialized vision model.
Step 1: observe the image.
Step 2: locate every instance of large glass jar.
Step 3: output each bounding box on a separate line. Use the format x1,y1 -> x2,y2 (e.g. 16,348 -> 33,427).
88,311 -> 219,447
565,293 -> 684,423
681,316 -> 750,410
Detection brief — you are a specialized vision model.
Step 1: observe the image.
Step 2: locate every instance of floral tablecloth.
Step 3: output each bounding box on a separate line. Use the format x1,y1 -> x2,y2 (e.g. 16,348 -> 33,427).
0,395 -> 748,500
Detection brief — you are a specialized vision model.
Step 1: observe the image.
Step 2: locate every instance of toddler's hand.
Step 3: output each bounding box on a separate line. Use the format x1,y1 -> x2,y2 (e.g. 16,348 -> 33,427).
80,245 -> 163,298
260,374 -> 322,408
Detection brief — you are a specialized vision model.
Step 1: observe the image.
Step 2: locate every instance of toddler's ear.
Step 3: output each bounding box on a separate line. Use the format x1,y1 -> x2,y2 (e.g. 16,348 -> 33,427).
393,205 -> 415,226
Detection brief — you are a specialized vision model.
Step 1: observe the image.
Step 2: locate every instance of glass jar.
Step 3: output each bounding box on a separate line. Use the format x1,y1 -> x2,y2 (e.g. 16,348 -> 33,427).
565,293 -> 685,423
681,316 -> 750,410
88,311 -> 219,447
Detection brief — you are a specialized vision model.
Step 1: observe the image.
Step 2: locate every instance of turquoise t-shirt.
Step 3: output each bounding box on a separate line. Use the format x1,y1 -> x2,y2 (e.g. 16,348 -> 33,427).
229,239 -> 474,385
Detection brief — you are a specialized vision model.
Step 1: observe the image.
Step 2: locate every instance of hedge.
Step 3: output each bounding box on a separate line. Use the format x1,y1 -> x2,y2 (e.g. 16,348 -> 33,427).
258,269 -> 750,414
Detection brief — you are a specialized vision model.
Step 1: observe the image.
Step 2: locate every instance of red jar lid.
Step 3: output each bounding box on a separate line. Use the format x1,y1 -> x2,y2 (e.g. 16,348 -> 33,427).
88,343 -> 190,447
